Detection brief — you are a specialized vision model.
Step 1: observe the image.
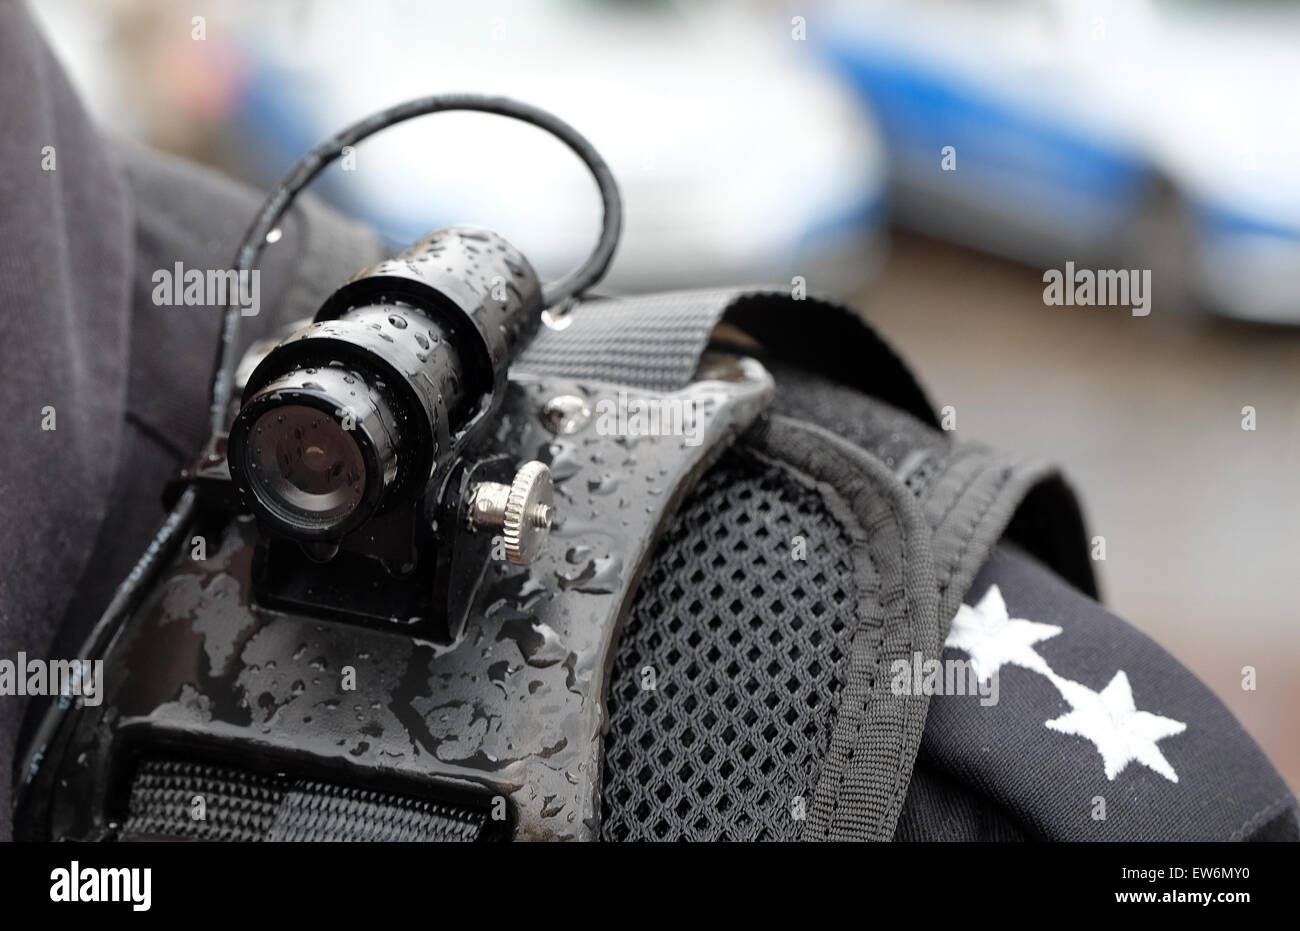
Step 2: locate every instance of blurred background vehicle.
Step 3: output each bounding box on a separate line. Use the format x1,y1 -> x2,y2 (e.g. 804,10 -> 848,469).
26,0 -> 1300,790
819,0 -> 1300,324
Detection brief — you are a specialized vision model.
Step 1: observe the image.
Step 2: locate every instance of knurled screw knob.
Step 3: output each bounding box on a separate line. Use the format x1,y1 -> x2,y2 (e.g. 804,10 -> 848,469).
466,461 -> 555,565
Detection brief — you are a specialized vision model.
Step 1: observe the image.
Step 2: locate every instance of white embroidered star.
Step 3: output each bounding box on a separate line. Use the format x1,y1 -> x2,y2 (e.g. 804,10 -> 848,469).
945,584 -> 1062,684
1046,671 -> 1187,783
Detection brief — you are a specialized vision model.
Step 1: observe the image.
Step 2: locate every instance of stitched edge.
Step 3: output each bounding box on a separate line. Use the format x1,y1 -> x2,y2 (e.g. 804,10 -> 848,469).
936,467 -> 1013,598
747,414 -> 940,842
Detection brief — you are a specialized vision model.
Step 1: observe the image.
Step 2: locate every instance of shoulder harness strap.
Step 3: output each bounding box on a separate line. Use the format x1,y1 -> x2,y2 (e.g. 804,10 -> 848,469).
524,288 -> 1096,841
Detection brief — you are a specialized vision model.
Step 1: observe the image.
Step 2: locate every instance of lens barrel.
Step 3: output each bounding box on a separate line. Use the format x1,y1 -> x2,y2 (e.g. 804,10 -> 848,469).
228,227 -> 543,540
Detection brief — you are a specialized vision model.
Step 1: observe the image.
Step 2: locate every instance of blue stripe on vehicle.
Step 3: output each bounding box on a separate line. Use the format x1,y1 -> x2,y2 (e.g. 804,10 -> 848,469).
819,39 -> 1148,209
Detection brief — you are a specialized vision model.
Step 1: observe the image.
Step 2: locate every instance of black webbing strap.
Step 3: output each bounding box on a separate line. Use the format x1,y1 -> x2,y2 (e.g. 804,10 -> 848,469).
120,757 -> 491,842
517,288 -> 938,426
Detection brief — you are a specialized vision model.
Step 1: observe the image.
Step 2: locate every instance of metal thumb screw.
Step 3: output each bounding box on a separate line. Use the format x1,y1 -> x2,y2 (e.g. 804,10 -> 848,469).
465,461 -> 554,565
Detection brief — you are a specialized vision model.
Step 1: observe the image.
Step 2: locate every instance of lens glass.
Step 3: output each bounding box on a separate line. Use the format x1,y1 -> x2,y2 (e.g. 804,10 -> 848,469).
245,404 -> 366,530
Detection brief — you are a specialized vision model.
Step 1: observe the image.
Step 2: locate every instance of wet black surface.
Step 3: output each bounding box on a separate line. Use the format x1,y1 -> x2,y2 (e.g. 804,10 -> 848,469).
25,361 -> 773,841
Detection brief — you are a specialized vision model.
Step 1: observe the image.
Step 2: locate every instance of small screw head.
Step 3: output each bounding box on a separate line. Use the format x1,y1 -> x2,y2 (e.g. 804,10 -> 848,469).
540,395 -> 592,436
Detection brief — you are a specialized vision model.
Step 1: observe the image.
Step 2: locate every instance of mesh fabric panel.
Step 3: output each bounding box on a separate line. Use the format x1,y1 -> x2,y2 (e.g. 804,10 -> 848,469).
601,450 -> 858,840
121,757 -> 490,841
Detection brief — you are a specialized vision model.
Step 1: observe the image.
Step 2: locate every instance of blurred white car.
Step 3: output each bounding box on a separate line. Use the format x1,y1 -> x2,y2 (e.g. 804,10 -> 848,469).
820,0 -> 1300,322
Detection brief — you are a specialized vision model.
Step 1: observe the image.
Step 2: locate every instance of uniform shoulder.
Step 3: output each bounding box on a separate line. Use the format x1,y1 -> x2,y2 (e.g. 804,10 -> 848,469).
899,543 -> 1299,841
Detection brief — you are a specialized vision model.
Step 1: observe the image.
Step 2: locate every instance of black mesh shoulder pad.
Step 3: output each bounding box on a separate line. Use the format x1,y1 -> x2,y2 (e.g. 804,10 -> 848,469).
522,288 -> 1105,840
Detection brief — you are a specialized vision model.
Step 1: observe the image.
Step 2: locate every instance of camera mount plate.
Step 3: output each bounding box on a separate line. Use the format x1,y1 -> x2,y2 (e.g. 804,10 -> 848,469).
23,357 -> 773,841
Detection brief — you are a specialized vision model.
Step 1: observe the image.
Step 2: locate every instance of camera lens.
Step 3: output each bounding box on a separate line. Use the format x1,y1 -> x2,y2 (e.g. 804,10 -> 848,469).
229,363 -> 401,540
228,228 -> 544,545
244,404 -> 366,528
